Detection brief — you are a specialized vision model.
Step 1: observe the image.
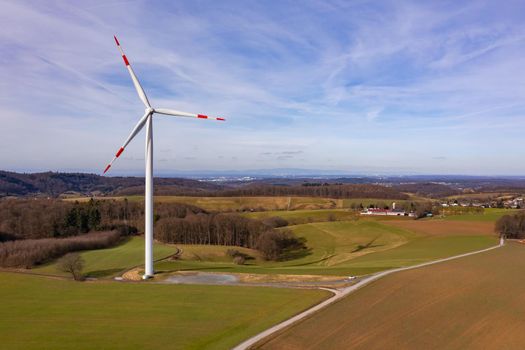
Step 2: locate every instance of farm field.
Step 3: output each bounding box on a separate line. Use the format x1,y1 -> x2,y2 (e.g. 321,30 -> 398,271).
242,208 -> 358,225
29,209 -> 504,279
0,272 -> 329,350
156,217 -> 497,276
67,195 -> 340,211
67,195 -> 423,211
33,237 -> 178,278
440,208 -> 520,222
257,242 -> 525,350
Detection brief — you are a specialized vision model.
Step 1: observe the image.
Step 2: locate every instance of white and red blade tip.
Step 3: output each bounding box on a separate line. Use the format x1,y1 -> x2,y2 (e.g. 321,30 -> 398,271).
197,114 -> 225,121
114,35 -> 130,66
103,147 -> 125,174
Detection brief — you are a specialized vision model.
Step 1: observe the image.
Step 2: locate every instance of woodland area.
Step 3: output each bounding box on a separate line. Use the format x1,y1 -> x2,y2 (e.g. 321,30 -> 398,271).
0,198 -> 303,266
1,171 -> 408,199
211,184 -> 409,199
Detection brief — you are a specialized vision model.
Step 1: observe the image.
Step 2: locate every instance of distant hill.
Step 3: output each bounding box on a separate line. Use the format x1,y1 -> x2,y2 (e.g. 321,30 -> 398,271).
0,171 -> 223,197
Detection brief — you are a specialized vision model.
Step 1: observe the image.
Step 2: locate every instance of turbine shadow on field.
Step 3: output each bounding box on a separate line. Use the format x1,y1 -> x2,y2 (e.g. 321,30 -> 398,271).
85,268 -> 125,278
352,236 -> 382,253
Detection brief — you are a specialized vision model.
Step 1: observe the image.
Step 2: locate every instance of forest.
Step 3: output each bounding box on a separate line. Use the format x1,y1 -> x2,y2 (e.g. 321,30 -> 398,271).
0,198 -> 303,266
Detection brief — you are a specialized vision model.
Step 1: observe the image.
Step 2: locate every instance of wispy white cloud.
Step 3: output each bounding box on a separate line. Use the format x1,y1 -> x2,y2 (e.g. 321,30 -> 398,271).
1,0 -> 525,175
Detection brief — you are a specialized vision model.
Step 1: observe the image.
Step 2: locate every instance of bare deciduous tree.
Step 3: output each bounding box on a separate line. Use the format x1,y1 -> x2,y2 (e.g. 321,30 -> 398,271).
57,253 -> 85,281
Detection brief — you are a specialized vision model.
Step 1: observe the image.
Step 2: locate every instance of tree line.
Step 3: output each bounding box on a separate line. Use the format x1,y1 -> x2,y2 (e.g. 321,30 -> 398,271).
0,198 -> 205,239
0,231 -> 120,268
0,198 -> 304,262
207,184 -> 409,199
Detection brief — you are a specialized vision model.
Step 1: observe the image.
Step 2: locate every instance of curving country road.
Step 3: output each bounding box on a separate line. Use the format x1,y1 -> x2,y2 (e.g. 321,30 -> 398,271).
233,240 -> 504,350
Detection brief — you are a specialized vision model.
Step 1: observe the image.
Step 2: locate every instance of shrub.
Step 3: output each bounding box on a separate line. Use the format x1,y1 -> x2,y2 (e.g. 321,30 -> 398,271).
226,249 -> 241,257
233,255 -> 245,265
262,216 -> 289,228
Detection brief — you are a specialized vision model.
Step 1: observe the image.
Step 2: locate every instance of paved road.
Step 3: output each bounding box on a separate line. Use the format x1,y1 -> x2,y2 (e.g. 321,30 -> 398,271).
233,241 -> 504,350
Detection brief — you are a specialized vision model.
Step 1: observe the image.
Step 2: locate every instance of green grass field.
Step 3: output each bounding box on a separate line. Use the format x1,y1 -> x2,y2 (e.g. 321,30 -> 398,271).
439,208 -> 520,222
242,209 -> 358,225
33,237 -> 178,278
0,272 -> 329,350
31,207 -> 503,278
68,195 -> 427,212
68,195 -> 339,211
258,242 -> 525,350
156,218 -> 497,276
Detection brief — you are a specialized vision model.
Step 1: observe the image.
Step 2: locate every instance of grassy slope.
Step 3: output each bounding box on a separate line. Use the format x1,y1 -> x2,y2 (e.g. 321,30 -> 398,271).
156,218 -> 497,276
0,272 -> 329,350
440,208 -> 519,222
258,242 -> 525,350
243,209 -> 357,224
32,209 -> 505,278
33,237 -> 177,278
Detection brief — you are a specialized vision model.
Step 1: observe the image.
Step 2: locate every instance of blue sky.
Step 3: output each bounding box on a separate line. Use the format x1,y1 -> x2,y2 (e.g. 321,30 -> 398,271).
1,0 -> 524,175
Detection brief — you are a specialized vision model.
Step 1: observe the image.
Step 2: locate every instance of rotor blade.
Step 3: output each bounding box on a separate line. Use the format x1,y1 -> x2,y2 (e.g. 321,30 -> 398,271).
103,111 -> 151,174
114,36 -> 151,108
154,108 -> 226,121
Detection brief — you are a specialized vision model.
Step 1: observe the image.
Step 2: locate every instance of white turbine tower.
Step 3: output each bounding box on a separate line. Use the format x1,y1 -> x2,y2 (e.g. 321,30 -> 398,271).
103,36 -> 225,279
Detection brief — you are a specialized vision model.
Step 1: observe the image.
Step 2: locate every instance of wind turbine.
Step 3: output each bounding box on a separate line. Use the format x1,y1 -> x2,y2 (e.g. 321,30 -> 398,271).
103,36 -> 225,279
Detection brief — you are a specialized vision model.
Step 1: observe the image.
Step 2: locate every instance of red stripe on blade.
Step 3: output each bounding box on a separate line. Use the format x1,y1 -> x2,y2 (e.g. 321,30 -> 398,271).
122,55 -> 129,66
217,117 -> 225,121
103,164 -> 111,174
115,147 -> 124,157
197,114 -> 208,119
114,36 -> 120,46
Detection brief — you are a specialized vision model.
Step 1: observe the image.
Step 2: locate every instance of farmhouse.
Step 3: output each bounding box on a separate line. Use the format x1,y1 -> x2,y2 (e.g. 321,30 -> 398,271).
360,203 -> 416,217
361,208 -> 416,217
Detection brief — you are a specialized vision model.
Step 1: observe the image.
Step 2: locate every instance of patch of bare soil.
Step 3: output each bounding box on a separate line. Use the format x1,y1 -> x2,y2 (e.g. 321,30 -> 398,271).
121,267 -> 142,281
387,220 -> 495,237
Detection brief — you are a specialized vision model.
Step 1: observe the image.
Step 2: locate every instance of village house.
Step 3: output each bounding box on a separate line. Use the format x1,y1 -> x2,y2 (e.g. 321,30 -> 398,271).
360,203 -> 416,217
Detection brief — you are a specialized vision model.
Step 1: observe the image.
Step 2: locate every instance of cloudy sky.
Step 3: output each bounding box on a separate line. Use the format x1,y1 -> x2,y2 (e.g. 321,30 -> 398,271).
1,0 -> 524,175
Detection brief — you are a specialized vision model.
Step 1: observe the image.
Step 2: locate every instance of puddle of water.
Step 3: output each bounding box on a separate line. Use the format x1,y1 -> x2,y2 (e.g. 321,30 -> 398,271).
164,273 -> 239,285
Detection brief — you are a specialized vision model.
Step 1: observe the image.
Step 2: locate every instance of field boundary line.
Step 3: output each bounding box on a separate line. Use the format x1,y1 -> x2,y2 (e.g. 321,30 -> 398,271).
233,241 -> 504,350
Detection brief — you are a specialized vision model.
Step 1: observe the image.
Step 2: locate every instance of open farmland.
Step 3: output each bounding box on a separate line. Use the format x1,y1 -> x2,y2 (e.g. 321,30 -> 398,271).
242,209 -> 358,225
440,208 -> 520,222
155,217 -> 497,276
68,195 -> 339,211
67,195 -> 426,212
0,272 -> 329,350
257,242 -> 525,350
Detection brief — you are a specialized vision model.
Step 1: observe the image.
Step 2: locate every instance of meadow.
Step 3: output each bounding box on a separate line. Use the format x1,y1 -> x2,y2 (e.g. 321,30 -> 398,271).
68,195 -> 420,212
33,237 -> 178,278
257,242 -> 525,350
31,208 -> 508,279
155,216 -> 498,276
0,272 -> 329,350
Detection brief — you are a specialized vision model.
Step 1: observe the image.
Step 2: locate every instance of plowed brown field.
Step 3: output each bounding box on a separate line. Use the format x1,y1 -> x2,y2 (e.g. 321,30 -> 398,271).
257,242 -> 525,350
388,219 -> 495,237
